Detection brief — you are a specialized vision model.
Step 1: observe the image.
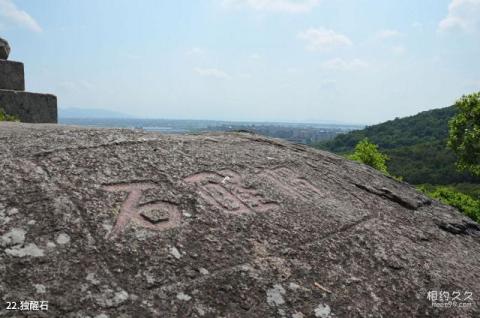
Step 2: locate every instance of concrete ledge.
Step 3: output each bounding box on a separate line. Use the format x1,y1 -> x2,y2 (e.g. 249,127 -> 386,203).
0,89 -> 57,123
0,60 -> 25,91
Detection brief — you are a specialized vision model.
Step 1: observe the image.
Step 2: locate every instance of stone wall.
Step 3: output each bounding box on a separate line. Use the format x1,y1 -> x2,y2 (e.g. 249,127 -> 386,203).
0,38 -> 57,123
0,90 -> 57,123
0,60 -> 24,90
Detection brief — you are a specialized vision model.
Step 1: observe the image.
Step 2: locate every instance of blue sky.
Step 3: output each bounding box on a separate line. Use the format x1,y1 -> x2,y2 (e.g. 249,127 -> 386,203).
1,0 -> 479,124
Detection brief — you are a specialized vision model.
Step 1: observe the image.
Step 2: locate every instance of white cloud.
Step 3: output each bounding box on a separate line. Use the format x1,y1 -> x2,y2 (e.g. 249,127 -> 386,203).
321,58 -> 368,71
188,47 -> 206,56
223,0 -> 320,13
0,0 -> 42,32
125,53 -> 142,60
194,67 -> 231,79
391,45 -> 407,55
412,22 -> 423,29
431,56 -> 442,64
298,28 -> 352,51
438,0 -> 480,32
376,29 -> 402,39
318,79 -> 337,89
239,72 -> 253,78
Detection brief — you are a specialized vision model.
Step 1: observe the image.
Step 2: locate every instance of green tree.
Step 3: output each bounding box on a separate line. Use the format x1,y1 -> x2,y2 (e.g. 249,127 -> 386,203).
348,138 -> 389,174
448,92 -> 480,176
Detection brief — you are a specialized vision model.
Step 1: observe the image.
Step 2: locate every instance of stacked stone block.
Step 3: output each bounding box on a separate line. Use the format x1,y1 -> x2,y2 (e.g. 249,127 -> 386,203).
0,37 -> 57,123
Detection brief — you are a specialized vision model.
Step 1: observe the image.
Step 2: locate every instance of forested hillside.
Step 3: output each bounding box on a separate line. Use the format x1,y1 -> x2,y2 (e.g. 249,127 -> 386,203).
316,106 -> 480,185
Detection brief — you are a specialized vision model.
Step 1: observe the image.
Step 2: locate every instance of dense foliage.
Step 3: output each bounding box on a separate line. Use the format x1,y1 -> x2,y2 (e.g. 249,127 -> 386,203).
418,185 -> 480,223
0,108 -> 19,122
316,106 -> 480,185
385,140 -> 478,184
448,92 -> 480,176
318,103 -> 480,223
347,138 -> 389,174
319,106 -> 455,152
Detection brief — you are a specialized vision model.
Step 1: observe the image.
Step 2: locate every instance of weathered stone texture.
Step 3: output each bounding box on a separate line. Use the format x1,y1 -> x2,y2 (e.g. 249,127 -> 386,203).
0,124 -> 479,317
0,60 -> 25,91
0,90 -> 57,123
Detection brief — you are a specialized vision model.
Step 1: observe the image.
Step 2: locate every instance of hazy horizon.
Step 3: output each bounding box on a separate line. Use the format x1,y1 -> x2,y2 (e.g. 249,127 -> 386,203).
58,106 -> 368,126
1,0 -> 479,124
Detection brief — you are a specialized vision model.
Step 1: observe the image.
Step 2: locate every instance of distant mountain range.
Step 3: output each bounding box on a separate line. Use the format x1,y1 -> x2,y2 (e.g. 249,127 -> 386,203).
316,106 -> 480,185
59,107 -> 134,118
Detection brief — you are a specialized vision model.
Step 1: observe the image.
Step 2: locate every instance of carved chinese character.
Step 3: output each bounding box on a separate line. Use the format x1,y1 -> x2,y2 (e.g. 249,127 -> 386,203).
184,170 -> 277,215
103,182 -> 181,238
261,167 -> 323,200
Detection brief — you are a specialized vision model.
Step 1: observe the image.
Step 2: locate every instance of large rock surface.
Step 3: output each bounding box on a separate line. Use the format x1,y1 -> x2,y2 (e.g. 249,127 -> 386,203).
0,123 -> 479,318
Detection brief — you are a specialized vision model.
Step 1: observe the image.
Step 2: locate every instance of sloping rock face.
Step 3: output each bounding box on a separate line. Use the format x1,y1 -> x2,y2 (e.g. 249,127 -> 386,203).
0,123 -> 479,318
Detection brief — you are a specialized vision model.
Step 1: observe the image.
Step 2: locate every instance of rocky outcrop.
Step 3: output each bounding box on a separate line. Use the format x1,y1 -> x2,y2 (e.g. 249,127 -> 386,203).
0,123 -> 479,317
0,38 -> 57,123
0,37 -> 10,60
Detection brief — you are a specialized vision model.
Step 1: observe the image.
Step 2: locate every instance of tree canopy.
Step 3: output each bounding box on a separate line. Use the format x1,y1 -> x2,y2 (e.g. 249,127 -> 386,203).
448,92 -> 480,176
316,105 -> 480,184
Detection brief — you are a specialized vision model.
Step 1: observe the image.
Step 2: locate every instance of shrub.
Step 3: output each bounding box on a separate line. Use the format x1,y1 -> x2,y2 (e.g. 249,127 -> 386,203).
0,108 -> 19,122
418,185 -> 480,223
348,138 -> 389,174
